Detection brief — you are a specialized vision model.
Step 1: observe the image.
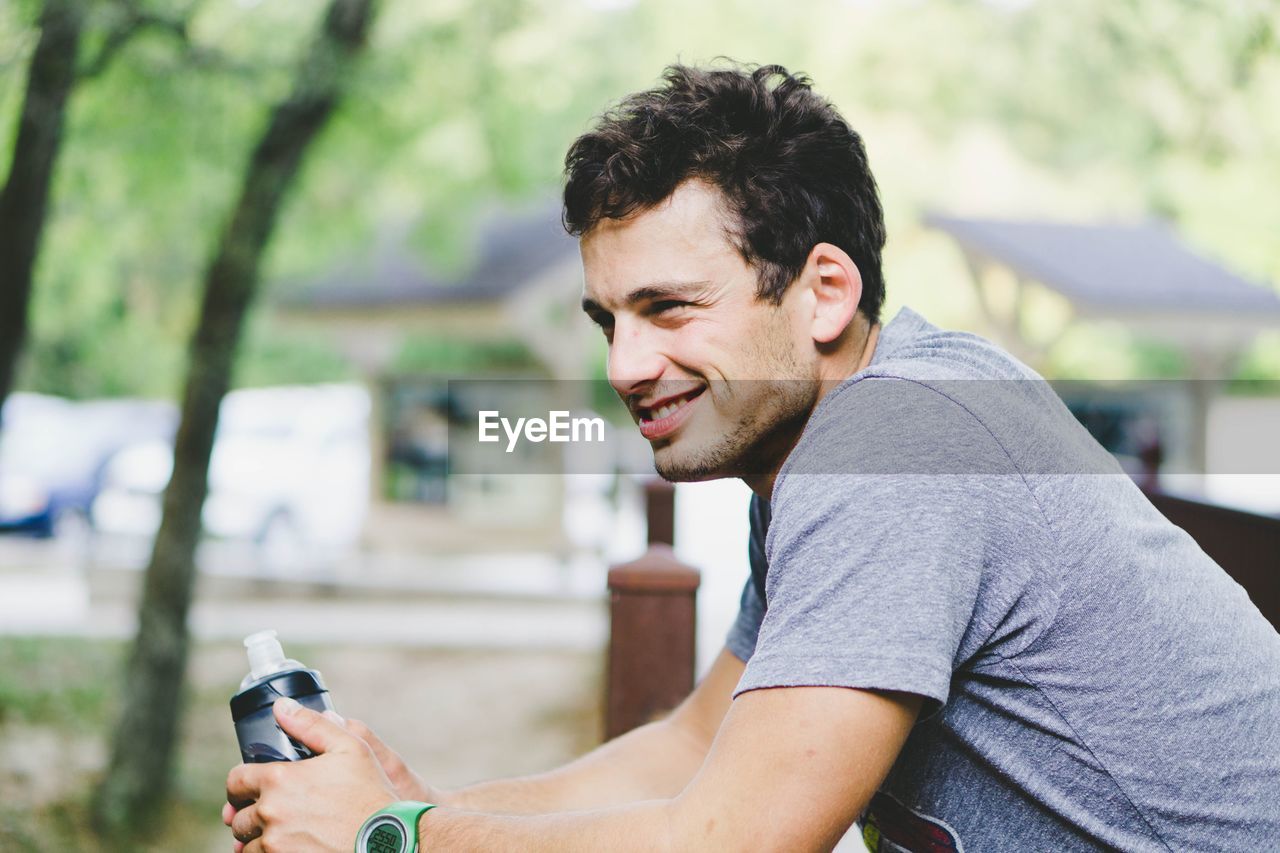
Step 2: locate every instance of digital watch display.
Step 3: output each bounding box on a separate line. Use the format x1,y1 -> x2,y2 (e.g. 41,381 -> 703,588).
355,801 -> 436,853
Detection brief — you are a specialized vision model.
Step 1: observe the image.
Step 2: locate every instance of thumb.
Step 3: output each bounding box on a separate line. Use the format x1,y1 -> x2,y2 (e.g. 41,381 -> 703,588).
273,697 -> 354,755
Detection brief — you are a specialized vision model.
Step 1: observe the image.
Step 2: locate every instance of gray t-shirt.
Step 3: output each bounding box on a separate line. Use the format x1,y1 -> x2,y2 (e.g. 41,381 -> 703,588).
726,307 -> 1280,852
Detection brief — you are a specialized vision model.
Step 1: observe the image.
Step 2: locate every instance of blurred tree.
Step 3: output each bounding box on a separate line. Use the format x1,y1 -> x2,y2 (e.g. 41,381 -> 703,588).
3,0 -> 1275,404
0,0 -> 80,415
91,0 -> 379,833
0,0 -> 652,399
0,0 -> 197,411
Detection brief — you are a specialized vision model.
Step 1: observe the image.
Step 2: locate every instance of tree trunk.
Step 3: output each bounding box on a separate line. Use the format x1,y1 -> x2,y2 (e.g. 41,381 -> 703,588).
0,0 -> 82,413
92,0 -> 378,833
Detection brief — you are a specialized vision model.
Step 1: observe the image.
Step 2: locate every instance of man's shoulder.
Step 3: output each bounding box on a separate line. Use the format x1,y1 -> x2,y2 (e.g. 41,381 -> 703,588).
868,307 -> 1042,384
782,372 -> 1018,481
788,308 -> 1101,480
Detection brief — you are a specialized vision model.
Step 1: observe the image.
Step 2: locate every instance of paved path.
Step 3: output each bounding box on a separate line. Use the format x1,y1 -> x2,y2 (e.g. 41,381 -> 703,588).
0,479 -> 754,664
0,535 -> 608,650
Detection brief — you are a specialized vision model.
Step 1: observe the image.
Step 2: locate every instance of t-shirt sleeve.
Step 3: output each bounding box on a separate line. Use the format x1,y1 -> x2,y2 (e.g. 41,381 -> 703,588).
725,577 -> 764,663
734,378 -> 1018,711
725,496 -> 770,662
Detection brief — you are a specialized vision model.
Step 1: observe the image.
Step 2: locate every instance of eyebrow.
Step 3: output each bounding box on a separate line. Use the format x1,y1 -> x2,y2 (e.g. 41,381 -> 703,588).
581,280 -> 713,317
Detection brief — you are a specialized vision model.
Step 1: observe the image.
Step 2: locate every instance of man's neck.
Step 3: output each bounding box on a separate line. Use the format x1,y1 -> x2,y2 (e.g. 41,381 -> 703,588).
743,320 -> 881,500
823,318 -> 880,396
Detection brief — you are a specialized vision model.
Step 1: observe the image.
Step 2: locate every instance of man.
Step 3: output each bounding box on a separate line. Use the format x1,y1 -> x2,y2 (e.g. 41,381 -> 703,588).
226,63 -> 1280,851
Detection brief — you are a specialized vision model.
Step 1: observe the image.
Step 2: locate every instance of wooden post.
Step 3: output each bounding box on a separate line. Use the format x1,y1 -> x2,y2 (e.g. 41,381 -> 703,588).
606,546 -> 700,740
604,479 -> 701,740
644,478 -> 676,545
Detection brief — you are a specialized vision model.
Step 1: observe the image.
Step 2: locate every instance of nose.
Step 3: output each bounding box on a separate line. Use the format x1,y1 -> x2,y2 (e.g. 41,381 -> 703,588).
607,317 -> 667,399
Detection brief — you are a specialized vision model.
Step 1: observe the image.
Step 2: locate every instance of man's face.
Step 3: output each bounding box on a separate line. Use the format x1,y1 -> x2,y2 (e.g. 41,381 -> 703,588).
580,180 -> 821,482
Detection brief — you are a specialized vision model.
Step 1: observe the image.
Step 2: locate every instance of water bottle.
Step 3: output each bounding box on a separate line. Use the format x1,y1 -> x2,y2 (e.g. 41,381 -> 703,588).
230,629 -> 335,763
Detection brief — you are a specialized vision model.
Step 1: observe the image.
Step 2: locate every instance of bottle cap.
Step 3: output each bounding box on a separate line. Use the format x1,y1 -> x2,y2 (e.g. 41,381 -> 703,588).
244,629 -> 286,681
230,668 -> 328,722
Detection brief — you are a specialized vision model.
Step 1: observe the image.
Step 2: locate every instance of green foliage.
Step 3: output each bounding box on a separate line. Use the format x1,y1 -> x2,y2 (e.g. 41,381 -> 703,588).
0,636 -> 259,851
0,637 -> 121,727
235,325 -> 356,387
2,0 -> 1278,397
393,335 -> 537,374
858,0 -> 1280,287
1231,333 -> 1280,386
0,3 -> 36,160
1,0 -> 662,398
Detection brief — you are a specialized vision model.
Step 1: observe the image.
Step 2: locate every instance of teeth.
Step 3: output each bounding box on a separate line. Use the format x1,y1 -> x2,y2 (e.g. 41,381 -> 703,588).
640,389 -> 705,423
648,397 -> 690,421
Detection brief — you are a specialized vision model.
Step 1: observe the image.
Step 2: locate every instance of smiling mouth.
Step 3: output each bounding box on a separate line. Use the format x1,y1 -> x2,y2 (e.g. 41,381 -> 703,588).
637,387 -> 706,439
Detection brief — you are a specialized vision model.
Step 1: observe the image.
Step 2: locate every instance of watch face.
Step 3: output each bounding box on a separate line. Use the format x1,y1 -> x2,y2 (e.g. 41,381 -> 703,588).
359,815 -> 409,853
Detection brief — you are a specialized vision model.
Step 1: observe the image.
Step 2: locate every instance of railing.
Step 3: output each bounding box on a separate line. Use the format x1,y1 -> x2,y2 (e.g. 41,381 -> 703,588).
603,480 -> 700,740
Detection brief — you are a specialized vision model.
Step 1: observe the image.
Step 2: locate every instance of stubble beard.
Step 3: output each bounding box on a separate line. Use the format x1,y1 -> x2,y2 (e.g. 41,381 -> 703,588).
651,379 -> 817,482
651,322 -> 820,483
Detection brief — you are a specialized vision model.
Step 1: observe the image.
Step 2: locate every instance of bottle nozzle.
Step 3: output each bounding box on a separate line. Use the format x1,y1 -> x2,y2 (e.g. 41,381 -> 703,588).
244,629 -> 286,681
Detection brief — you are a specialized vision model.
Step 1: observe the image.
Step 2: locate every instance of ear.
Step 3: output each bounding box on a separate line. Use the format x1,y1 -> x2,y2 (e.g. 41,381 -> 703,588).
802,243 -> 863,345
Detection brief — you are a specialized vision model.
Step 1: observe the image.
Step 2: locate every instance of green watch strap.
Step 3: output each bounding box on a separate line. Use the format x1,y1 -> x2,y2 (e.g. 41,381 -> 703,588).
355,800 -> 437,853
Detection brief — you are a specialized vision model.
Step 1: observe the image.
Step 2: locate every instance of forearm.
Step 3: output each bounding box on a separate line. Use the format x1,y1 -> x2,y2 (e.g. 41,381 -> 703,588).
419,800 -> 674,852
441,717 -> 706,815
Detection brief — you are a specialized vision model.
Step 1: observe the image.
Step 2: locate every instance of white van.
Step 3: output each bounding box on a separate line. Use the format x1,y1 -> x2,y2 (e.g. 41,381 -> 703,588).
92,384 -> 371,569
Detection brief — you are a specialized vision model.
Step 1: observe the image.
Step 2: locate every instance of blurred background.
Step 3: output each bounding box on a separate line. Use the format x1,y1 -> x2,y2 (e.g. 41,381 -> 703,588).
1,0 -> 1277,848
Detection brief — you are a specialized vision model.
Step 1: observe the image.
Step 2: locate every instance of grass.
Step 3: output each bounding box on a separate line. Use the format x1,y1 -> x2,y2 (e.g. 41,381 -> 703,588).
0,636 -> 120,728
0,634 -> 604,852
0,636 -> 247,852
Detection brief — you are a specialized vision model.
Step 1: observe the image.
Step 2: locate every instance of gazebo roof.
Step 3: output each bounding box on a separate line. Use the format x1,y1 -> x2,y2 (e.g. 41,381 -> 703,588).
925,215 -> 1280,319
276,203 -> 577,312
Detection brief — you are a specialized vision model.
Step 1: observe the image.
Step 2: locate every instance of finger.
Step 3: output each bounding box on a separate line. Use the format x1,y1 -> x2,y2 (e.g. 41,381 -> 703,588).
233,842 -> 244,853
222,801 -> 237,826
226,763 -> 267,809
272,696 -> 356,755
347,718 -> 401,768
230,802 -> 263,845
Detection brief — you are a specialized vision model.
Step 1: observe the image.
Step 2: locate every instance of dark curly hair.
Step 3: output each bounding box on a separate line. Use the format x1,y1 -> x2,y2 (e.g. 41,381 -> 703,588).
563,62 -> 886,323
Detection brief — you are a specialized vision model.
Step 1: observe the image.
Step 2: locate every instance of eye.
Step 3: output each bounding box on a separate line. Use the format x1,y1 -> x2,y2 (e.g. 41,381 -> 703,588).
647,300 -> 688,315
590,315 -> 615,341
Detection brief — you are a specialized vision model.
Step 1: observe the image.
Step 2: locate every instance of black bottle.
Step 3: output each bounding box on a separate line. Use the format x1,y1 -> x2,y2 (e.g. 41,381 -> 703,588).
230,629 -> 335,763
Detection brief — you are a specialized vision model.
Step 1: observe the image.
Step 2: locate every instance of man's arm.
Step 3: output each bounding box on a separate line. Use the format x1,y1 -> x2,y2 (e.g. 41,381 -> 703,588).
223,648 -> 743,848
227,666 -> 920,851
419,683 -> 922,851
390,647 -> 746,813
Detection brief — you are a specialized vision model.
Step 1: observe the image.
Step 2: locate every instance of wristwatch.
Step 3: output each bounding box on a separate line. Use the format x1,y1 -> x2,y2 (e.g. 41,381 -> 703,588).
355,801 -> 437,853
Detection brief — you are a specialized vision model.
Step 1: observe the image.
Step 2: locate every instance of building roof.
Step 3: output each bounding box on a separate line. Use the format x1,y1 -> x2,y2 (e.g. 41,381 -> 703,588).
925,215 -> 1280,318
276,204 -> 578,311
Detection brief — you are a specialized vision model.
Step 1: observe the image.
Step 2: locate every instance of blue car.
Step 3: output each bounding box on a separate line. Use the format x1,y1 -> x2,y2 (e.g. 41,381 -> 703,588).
0,393 -> 176,538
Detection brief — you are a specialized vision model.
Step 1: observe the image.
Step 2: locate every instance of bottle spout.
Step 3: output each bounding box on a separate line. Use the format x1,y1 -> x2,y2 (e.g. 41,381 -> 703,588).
244,629 -> 286,681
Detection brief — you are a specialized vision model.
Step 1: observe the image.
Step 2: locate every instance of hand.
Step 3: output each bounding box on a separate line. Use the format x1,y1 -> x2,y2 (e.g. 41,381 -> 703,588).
222,711 -> 451,850
224,697 -> 398,853
343,717 -> 446,805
